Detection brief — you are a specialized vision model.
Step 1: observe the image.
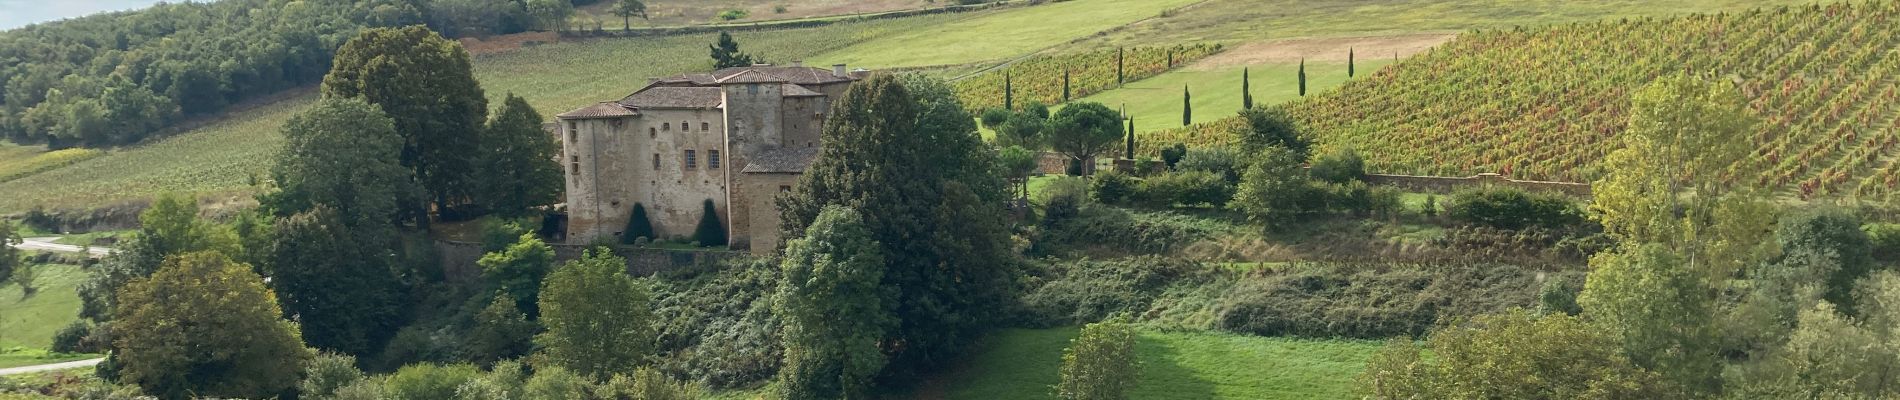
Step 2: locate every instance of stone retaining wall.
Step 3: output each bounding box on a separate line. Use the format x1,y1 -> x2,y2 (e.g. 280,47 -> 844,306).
1363,173 -> 1592,197
436,240 -> 739,282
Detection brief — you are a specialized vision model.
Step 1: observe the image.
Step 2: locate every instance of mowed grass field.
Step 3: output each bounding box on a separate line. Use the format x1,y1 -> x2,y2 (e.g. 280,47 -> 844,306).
939,328 -> 1381,400
0,263 -> 84,351
1076,59 -> 1392,137
0,11 -> 976,213
812,0 -> 1201,68
1073,0 -> 1835,50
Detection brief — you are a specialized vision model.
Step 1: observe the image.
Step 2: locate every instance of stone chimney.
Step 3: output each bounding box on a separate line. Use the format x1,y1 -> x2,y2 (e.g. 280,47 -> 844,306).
832,64 -> 848,78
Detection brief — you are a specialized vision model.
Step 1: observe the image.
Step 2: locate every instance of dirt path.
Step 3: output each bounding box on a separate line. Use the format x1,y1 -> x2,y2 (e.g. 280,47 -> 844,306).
1186,33 -> 1454,70
0,358 -> 104,376
9,237 -> 111,258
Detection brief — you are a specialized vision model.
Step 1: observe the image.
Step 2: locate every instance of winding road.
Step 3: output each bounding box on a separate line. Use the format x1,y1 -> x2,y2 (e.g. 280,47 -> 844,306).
7,237 -> 111,258
0,358 -> 104,376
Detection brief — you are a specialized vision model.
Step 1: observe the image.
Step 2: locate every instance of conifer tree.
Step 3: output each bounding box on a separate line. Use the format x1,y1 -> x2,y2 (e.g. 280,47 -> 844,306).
1004,72 -> 1014,111
1242,68 -> 1253,109
1116,47 -> 1125,84
1062,70 -> 1072,102
1298,59 -> 1308,96
1125,116 -> 1136,159
1182,86 -> 1193,126
623,203 -> 654,244
1349,48 -> 1356,77
692,199 -> 726,246
709,32 -> 756,68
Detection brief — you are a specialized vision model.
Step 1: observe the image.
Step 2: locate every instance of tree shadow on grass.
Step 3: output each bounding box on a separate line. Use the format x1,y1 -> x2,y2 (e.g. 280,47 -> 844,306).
1131,333 -> 1218,400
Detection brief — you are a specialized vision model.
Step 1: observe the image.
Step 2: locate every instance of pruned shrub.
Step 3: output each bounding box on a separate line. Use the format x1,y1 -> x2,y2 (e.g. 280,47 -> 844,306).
1135,170 -> 1233,208
382,363 -> 480,400
1057,320 -> 1139,400
1309,148 -> 1367,184
1443,187 -> 1585,230
981,108 -> 1012,129
1176,147 -> 1242,183
50,320 -> 94,354
1090,171 -> 1138,205
692,199 -> 726,247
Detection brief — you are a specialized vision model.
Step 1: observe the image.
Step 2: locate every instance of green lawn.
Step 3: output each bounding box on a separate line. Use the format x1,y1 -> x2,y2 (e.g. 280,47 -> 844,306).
1072,0 -> 1835,50
1075,60 -> 1391,135
812,0 -> 1202,68
0,12 -> 971,213
0,264 -> 85,350
941,328 -> 1382,400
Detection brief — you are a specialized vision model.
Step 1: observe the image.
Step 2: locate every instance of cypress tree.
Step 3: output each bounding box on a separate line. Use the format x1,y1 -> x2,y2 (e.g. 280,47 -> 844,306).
1004,72 -> 1014,111
1348,48 -> 1356,77
1116,47 -> 1125,84
623,203 -> 654,244
1062,70 -> 1072,102
692,199 -> 726,246
1182,86 -> 1192,126
1298,58 -> 1308,97
1242,68 -> 1253,109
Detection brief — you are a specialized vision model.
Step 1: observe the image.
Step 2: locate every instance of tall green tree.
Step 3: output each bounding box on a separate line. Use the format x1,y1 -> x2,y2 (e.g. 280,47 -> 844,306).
1062,70 -> 1072,102
525,0 -> 575,31
1241,68 -> 1253,109
775,206 -> 895,400
1125,116 -> 1136,159
537,248 -> 654,380
321,26 -> 488,221
268,207 -> 404,357
710,31 -> 757,68
0,221 -> 18,285
1181,86 -> 1192,126
264,97 -> 409,240
1238,107 -> 1310,157
1348,48 -> 1356,77
1048,102 -> 1123,176
1358,311 -> 1663,399
477,94 -> 562,218
999,146 -> 1040,201
1297,59 -> 1308,96
611,0 -> 647,30
1578,244 -> 1721,396
114,251 -> 314,399
1004,72 -> 1014,111
778,74 -> 1017,375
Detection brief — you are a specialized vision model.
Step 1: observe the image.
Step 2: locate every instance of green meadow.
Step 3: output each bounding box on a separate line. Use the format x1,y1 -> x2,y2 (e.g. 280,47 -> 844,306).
941,328 -> 1382,400
812,0 -> 1201,68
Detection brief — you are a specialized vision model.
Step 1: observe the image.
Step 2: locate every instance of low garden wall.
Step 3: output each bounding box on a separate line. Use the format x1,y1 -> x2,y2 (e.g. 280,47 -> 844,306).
436,240 -> 740,282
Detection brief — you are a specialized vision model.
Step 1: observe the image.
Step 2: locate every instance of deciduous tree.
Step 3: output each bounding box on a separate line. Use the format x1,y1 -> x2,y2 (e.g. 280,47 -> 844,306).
322,26 -> 488,220
611,0 -> 647,30
476,94 -> 562,218
1048,102 -> 1123,176
1057,320 -> 1139,400
776,206 -> 894,400
537,248 -> 654,379
479,233 -> 556,316
114,251 -> 313,399
268,207 -> 404,357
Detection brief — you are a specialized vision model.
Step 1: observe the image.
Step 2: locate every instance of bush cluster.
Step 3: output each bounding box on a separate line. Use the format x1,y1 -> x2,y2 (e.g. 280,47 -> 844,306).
1442,187 -> 1587,230
1034,204 -> 1230,256
648,261 -> 785,389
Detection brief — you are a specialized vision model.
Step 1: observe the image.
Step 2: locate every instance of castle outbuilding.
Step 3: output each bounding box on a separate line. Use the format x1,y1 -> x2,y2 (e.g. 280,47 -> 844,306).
555,63 -> 865,254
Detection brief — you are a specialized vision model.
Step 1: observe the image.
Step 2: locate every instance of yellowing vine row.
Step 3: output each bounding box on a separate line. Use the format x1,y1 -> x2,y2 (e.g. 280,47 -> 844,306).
954,44 -> 1222,112
1149,3 -> 1900,199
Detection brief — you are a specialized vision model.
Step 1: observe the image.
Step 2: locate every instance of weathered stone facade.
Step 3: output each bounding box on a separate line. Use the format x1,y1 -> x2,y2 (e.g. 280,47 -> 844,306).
557,64 -> 863,254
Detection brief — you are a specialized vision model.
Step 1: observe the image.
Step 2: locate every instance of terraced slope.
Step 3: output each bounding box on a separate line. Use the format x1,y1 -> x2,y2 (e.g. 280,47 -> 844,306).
1152,3 -> 1900,199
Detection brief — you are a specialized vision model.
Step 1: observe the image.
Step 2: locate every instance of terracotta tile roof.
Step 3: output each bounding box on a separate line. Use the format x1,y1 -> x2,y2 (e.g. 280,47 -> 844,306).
782,83 -> 824,97
617,87 -> 724,109
715,69 -> 787,84
557,102 -> 638,119
708,66 -> 855,85
742,147 -> 819,174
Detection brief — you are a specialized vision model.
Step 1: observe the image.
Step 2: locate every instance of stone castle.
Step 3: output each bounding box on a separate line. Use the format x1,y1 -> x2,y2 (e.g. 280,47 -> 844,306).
555,63 -> 866,254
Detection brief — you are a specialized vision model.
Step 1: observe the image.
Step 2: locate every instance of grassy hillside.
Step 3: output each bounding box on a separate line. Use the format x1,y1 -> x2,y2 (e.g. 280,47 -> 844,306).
812,0 -> 1201,68
1151,3 -> 1900,199
0,12 -> 975,212
576,0 -> 925,28
938,328 -> 1380,399
0,263 -> 84,350
953,44 -> 1223,113
1071,0 -> 1832,50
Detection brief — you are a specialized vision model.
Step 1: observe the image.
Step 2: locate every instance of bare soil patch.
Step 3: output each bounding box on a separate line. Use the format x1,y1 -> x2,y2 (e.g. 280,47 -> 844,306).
1187,33 -> 1453,70
460,31 -> 563,56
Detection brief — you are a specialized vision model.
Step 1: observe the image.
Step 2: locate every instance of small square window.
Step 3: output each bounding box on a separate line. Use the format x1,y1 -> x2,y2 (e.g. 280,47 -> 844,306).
708,150 -> 721,169
649,127 -> 656,138
748,84 -> 760,95
663,123 -> 670,131
702,122 -> 710,131
685,150 -> 697,170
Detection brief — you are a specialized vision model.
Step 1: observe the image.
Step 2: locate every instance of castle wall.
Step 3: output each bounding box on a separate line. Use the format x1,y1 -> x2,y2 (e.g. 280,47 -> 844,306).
741,172 -> 801,255
722,83 -> 784,250
780,96 -> 824,149
563,109 -> 730,245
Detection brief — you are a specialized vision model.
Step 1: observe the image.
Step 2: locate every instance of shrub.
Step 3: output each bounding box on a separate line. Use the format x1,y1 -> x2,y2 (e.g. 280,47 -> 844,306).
468,292 -> 538,364
1159,143 -> 1188,169
1135,170 -> 1233,208
624,203 -> 655,244
1422,195 -> 1438,217
717,9 -> 749,20
600,368 -> 704,400
1442,187 -> 1585,230
649,262 -> 783,389
300,352 -> 365,399
692,199 -> 727,247
1039,179 -> 1088,230
1870,223 -> 1900,263
1057,320 -> 1139,400
1357,311 -> 1663,399
1319,180 -> 1373,214
1175,147 -> 1242,183
1021,256 -> 1206,325
980,108 -> 1012,129
375,325 -> 462,370
1035,205 -> 1227,256
1369,186 -> 1405,218
1309,148 -> 1367,184
382,363 -> 480,400
50,320 -> 93,354
1212,261 -> 1560,338
478,219 -> 528,253
1538,275 -> 1584,315
1089,171 -> 1137,205
523,366 -> 591,399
